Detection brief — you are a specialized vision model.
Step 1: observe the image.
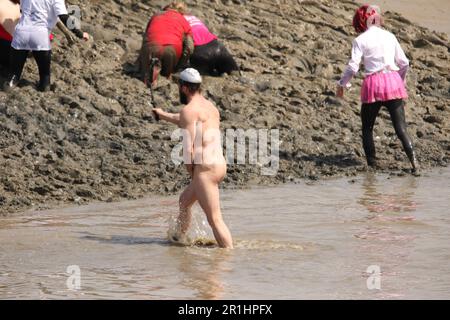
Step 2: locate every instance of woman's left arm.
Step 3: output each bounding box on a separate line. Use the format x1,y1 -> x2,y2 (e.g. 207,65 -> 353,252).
58,14 -> 89,40
54,0 -> 89,40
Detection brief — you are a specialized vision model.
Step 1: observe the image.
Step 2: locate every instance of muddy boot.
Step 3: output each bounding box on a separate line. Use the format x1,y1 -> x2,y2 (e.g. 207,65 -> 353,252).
37,76 -> 51,92
367,156 -> 378,169
3,75 -> 19,92
409,152 -> 420,176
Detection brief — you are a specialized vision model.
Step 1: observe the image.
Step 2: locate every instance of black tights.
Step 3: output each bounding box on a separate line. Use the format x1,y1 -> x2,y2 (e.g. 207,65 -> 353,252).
0,40 -> 11,69
361,99 -> 416,168
190,39 -> 239,76
10,48 -> 52,87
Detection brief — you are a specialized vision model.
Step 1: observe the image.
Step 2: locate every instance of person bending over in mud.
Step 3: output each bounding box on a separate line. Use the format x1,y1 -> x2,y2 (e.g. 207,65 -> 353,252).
336,4 -> 419,175
183,14 -> 239,76
152,68 -> 233,249
138,1 -> 194,87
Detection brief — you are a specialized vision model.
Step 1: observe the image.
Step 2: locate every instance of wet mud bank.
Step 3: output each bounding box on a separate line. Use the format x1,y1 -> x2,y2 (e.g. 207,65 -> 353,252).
0,0 -> 448,214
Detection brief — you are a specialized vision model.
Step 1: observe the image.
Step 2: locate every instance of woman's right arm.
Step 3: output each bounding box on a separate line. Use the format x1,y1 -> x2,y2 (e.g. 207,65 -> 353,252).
338,39 -> 363,88
336,39 -> 362,97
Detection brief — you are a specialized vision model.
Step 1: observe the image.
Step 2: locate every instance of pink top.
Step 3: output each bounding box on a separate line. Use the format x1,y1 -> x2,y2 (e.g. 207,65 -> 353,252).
184,15 -> 217,46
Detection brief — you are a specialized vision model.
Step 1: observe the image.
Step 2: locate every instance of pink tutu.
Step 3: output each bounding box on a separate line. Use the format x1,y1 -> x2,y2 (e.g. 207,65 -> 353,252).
361,71 -> 408,104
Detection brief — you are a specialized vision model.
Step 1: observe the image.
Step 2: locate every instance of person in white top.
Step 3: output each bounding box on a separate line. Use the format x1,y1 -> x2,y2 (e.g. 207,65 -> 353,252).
3,0 -> 89,92
336,4 -> 418,175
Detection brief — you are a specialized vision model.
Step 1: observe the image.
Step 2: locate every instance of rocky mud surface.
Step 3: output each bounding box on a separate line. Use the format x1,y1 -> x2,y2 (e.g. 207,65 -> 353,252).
0,0 -> 449,214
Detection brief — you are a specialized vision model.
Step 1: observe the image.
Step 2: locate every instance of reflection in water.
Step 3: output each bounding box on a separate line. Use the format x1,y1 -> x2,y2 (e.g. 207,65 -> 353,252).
356,172 -> 419,242
359,173 -> 418,219
356,173 -> 420,298
169,248 -> 232,300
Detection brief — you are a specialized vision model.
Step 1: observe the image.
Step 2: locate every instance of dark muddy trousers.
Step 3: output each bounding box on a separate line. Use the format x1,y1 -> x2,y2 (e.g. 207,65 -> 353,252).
9,48 -> 52,87
361,99 -> 415,166
0,39 -> 11,69
190,39 -> 239,76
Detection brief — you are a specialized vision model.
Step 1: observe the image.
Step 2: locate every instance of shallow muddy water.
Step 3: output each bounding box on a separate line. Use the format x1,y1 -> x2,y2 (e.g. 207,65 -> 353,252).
0,168 -> 449,299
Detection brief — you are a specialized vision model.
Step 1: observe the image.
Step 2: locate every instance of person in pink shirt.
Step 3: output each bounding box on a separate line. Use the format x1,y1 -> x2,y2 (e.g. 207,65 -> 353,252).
183,14 -> 238,76
336,4 -> 418,175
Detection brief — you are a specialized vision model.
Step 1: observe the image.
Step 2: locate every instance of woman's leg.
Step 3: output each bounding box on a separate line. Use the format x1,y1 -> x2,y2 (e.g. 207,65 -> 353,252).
361,102 -> 382,167
3,48 -> 28,91
216,41 -> 239,75
189,43 -> 214,75
385,99 -> 419,173
32,50 -> 52,91
0,40 -> 11,69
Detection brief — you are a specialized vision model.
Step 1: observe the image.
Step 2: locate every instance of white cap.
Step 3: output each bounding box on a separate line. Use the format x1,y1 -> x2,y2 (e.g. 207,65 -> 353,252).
179,68 -> 202,84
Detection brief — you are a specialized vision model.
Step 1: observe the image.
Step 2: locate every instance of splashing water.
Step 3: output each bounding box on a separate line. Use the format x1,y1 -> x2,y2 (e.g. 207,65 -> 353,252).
166,203 -> 216,247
